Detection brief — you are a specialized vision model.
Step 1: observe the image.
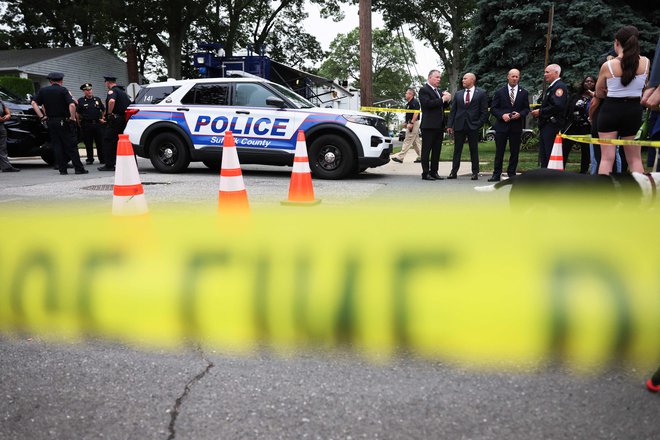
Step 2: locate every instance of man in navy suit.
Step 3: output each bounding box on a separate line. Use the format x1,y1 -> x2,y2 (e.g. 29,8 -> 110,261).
447,73 -> 489,180
418,69 -> 452,180
488,69 -> 531,181
531,64 -> 568,168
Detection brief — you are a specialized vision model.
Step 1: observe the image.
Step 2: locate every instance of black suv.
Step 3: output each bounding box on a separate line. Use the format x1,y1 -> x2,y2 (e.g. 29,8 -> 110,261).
1,86 -> 52,164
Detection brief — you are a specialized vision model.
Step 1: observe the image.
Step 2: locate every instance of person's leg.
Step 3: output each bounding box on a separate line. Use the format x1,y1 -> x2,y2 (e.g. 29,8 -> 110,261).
420,129 -> 432,176
396,130 -> 414,160
622,142 -> 643,173
538,125 -> 556,168
597,131 -> 618,174
562,137 -> 573,168
451,131 -> 466,175
589,144 -> 597,174
579,143 -> 590,174
430,130 -> 443,174
411,121 -> 422,159
507,131 -> 522,176
81,124 -> 94,162
467,129 -> 480,175
492,132 -> 507,178
0,125 -> 12,169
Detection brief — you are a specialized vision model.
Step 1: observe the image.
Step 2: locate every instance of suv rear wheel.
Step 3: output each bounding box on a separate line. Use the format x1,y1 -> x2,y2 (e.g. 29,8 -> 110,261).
308,134 -> 355,180
148,132 -> 191,173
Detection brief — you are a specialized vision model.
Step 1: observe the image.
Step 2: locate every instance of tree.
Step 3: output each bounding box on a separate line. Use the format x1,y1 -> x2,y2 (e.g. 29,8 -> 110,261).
465,0 -> 660,97
318,27 -> 416,102
373,0 -> 478,94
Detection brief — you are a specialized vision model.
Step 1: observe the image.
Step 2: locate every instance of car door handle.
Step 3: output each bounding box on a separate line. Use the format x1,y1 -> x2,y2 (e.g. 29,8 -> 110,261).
236,110 -> 250,115
176,107 -> 189,111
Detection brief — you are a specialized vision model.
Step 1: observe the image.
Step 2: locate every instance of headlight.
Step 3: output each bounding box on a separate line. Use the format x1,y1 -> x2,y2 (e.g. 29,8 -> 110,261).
342,114 -> 378,126
11,109 -> 25,116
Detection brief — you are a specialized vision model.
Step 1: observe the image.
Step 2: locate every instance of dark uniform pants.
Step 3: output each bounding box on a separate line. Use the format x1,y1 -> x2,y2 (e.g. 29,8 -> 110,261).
539,122 -> 562,168
103,116 -> 127,168
81,121 -> 105,163
48,118 -> 85,173
420,128 -> 444,176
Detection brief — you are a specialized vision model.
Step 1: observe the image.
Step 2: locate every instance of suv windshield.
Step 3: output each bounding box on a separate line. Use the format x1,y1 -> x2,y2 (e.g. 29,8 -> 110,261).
268,83 -> 315,109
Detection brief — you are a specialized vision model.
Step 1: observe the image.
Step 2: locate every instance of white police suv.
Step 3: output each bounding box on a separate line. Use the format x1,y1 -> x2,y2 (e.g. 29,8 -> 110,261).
124,78 -> 392,179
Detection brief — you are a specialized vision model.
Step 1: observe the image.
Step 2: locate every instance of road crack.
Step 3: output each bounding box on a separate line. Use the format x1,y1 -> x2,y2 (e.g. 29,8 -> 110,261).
166,345 -> 214,440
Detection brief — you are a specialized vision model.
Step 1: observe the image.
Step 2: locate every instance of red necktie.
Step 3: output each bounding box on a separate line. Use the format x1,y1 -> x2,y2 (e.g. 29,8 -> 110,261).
465,89 -> 471,106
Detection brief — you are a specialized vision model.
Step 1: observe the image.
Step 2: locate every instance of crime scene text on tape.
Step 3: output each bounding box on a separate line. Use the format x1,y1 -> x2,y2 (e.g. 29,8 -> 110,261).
560,133 -> 660,148
1,204 -> 659,370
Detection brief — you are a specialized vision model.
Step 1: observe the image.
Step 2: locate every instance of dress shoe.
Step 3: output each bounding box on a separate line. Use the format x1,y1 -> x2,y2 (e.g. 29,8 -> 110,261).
86,159 -> 94,164
507,172 -> 516,178
98,165 -> 115,171
447,173 -> 457,179
429,173 -> 444,180
53,163 -> 73,170
421,174 -> 436,181
414,158 -> 421,163
1,167 -> 20,172
75,169 -> 89,174
59,171 -> 68,175
471,174 -> 479,180
391,157 -> 403,163
487,176 -> 500,182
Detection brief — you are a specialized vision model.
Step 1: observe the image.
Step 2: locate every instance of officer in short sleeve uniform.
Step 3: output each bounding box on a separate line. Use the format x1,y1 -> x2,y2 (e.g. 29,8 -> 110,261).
76,83 -> 106,164
31,72 -> 88,175
532,66 -> 568,168
98,75 -> 131,171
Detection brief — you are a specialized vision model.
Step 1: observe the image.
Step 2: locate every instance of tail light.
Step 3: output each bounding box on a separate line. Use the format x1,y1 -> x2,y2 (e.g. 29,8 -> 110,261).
125,108 -> 140,122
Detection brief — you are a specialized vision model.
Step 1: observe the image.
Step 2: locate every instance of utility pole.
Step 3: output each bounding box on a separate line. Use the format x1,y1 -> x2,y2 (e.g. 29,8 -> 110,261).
359,0 -> 373,107
542,4 -> 554,97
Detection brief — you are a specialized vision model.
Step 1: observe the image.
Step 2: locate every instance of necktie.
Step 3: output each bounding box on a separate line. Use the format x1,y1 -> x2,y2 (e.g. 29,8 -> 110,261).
510,87 -> 515,105
465,89 -> 470,106
434,88 -> 441,98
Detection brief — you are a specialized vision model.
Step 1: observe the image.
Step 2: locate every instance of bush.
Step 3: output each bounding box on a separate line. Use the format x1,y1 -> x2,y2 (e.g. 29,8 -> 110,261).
0,76 -> 35,98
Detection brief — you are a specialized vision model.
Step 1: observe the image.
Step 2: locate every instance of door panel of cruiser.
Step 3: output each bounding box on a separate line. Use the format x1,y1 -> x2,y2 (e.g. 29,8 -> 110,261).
179,82 -> 232,149
230,82 -> 298,152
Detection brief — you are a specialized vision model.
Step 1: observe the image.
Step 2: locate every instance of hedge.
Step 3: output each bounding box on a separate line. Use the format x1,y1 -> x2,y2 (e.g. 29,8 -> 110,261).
0,76 -> 35,98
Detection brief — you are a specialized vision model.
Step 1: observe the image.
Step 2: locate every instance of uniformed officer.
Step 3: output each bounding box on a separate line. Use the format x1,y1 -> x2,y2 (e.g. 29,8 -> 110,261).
98,75 -> 131,171
31,72 -> 88,175
76,83 -> 106,164
531,64 -> 568,168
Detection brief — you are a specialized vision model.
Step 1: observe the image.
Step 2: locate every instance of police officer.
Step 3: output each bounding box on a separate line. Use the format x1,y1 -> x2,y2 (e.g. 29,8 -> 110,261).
531,64 -> 568,168
76,83 -> 106,165
31,72 -> 88,175
98,75 -> 130,171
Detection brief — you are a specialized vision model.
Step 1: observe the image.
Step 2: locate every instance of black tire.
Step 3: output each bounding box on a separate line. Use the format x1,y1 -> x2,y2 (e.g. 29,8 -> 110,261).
308,134 -> 355,180
485,133 -> 495,142
148,132 -> 190,173
522,132 -> 533,144
202,160 -> 221,171
40,146 -> 54,165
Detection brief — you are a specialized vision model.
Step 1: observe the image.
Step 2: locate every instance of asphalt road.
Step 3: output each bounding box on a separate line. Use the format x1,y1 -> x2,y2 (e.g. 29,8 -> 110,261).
1,153 -> 658,439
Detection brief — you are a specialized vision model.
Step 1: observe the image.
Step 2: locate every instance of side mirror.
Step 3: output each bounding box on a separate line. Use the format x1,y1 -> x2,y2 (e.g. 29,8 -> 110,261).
266,96 -> 286,108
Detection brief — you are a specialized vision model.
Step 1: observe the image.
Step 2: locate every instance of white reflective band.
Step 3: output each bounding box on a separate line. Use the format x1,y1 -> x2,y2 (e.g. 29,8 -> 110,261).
221,147 -> 241,168
219,175 -> 246,192
295,141 -> 308,158
114,156 -> 140,185
292,161 -> 311,173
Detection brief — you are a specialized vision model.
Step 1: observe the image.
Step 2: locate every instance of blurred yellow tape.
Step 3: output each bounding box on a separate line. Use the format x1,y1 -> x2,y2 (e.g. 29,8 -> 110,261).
1,204 -> 659,369
560,133 -> 660,148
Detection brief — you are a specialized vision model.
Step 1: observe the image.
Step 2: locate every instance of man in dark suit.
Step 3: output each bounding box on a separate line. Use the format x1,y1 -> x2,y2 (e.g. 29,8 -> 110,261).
488,69 -> 531,181
531,64 -> 568,168
447,73 -> 489,180
418,69 -> 451,180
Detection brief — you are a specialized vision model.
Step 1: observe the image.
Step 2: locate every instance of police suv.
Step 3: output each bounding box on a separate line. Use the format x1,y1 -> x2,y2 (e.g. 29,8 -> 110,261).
124,78 -> 392,179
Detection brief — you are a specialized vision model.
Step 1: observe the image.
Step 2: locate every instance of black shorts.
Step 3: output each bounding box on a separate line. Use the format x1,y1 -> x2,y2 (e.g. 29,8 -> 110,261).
597,97 -> 643,137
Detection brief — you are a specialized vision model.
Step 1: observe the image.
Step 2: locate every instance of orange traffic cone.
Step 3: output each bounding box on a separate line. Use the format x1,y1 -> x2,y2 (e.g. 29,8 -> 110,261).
218,131 -> 249,213
112,134 -> 148,216
281,130 -> 321,206
548,135 -> 564,170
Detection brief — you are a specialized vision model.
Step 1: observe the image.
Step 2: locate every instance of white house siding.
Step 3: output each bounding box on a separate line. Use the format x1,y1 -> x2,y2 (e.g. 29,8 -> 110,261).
24,46 -> 129,99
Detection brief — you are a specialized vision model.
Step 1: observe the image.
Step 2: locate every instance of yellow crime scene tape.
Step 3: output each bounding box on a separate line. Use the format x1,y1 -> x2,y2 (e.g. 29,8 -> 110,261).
560,133 -> 660,148
1,204 -> 659,370
360,106 -> 420,114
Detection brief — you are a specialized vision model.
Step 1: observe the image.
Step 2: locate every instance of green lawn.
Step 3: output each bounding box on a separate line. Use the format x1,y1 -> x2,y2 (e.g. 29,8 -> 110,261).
394,139 -> 585,173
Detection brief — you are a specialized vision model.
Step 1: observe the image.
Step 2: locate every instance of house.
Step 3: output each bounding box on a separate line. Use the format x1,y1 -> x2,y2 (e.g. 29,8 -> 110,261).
0,45 -> 129,97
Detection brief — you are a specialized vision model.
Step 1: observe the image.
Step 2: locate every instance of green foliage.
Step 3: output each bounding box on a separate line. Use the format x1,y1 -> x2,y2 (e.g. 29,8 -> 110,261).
318,27 -> 417,101
0,76 -> 35,97
466,0 -> 659,98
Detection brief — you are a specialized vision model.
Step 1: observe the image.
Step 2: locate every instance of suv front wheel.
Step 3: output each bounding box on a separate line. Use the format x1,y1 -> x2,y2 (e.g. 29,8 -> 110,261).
148,132 -> 191,173
308,134 -> 355,180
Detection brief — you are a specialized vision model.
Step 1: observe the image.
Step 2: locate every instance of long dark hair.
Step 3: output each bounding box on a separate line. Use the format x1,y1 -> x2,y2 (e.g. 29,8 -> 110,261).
615,26 -> 640,86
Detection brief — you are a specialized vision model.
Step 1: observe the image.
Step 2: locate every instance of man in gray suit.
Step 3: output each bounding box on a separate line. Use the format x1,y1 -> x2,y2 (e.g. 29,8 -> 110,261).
447,73 -> 489,180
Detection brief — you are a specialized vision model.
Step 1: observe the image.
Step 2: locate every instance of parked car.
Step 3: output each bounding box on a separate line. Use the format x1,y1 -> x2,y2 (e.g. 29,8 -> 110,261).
0,86 -> 51,164
484,127 -> 534,144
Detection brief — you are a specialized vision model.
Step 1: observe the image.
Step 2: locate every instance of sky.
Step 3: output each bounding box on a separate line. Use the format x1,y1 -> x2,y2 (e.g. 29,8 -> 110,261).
302,2 -> 441,82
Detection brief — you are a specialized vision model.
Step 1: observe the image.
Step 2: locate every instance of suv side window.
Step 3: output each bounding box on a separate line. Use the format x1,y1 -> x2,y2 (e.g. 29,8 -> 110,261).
234,83 -> 276,107
181,83 -> 230,105
134,86 -> 179,105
